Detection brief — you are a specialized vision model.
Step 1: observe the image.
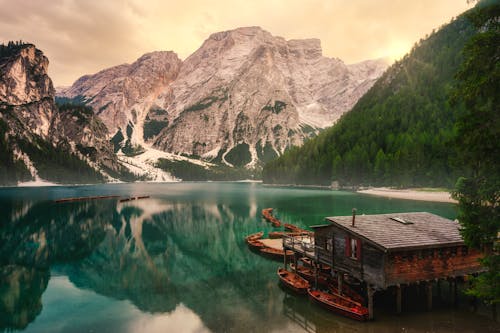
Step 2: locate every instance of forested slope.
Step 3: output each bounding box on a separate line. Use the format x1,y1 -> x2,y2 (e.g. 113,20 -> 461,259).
263,7 -> 478,187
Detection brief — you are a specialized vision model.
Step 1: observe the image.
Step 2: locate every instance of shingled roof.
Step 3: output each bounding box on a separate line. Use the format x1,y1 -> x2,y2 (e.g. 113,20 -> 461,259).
325,212 -> 464,251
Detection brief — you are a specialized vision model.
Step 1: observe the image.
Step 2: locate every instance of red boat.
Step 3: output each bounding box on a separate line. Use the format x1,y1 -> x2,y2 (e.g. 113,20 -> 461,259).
246,239 -> 265,251
290,264 -> 330,286
277,268 -> 310,294
328,283 -> 365,304
260,247 -> 294,261
308,289 -> 369,321
299,257 -> 331,273
245,231 -> 264,241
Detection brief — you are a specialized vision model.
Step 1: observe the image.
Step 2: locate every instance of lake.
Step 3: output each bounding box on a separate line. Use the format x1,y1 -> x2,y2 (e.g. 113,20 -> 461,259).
0,182 -> 498,332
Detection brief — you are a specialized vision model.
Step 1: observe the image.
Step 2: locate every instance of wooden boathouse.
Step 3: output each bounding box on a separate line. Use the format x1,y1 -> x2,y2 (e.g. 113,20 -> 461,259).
283,211 -> 484,319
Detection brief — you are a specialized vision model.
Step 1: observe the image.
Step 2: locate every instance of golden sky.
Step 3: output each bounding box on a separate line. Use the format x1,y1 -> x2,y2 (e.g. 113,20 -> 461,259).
0,0 -> 472,86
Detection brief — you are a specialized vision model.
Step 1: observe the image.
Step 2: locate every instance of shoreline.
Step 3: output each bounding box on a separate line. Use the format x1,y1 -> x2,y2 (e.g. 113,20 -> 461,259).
357,187 -> 457,203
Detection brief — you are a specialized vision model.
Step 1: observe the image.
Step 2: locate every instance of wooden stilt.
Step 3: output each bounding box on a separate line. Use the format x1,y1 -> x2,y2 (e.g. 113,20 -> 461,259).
449,278 -> 453,301
338,273 -> 343,294
453,278 -> 458,306
314,263 -> 318,289
396,285 -> 402,314
426,281 -> 433,310
368,286 -> 375,320
437,279 -> 441,301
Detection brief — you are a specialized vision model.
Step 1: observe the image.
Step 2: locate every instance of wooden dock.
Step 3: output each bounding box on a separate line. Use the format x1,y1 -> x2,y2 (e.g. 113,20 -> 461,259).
54,195 -> 150,203
119,195 -> 150,202
54,195 -> 120,203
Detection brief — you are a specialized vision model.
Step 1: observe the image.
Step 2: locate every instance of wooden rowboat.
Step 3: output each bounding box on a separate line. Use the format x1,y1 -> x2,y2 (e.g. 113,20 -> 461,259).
308,289 -> 369,322
329,283 -> 365,304
299,257 -> 331,273
277,268 -> 310,294
290,264 -> 330,286
247,239 -> 265,252
260,247 -> 294,261
245,231 -> 264,242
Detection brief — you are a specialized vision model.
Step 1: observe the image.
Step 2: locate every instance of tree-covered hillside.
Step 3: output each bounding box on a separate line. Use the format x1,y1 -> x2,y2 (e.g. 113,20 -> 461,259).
263,7 -> 478,188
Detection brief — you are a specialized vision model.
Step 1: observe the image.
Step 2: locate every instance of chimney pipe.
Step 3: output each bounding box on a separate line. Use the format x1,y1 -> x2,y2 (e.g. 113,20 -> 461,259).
352,208 -> 357,227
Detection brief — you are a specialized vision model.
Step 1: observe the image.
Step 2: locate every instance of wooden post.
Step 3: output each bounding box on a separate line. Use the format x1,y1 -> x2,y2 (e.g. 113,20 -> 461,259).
338,272 -> 343,294
437,279 -> 441,301
426,281 -> 433,310
314,262 -> 318,289
453,278 -> 458,306
367,286 -> 375,320
449,278 -> 453,302
396,285 -> 402,314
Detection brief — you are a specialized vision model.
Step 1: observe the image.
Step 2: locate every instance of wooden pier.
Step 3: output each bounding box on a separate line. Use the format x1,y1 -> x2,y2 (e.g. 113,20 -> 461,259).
119,195 -> 150,202
54,195 -> 120,203
54,195 -> 150,203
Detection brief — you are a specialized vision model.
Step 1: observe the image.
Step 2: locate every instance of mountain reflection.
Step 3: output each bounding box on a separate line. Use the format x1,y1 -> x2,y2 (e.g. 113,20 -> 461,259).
0,198 -> 115,331
62,198 -> 290,332
0,193 -> 292,332
0,265 -> 49,330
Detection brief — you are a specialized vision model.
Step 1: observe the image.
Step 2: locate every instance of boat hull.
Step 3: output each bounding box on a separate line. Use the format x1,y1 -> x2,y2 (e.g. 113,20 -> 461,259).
277,268 -> 309,294
308,289 -> 368,322
260,248 -> 294,261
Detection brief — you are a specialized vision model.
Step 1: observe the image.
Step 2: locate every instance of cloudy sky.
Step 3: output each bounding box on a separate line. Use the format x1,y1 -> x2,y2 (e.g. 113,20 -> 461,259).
0,0 -> 471,86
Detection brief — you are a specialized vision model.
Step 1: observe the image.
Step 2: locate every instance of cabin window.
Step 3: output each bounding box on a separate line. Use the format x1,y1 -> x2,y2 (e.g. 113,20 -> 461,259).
326,238 -> 333,252
450,247 -> 457,257
462,246 -> 469,256
345,236 -> 361,260
351,239 -> 358,259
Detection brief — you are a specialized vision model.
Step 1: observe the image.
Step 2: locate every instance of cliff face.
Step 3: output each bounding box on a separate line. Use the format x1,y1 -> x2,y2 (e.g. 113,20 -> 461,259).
58,51 -> 182,144
60,27 -> 388,167
0,44 -> 56,138
0,43 -> 123,184
153,28 -> 387,165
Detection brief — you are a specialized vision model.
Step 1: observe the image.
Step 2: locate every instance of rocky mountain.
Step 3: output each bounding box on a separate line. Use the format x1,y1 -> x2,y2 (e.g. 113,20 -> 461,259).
57,51 -> 182,145
0,42 -> 128,185
59,27 -> 388,168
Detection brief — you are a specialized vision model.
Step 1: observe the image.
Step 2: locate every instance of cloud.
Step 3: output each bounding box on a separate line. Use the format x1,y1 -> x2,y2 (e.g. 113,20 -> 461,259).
0,0 -> 471,86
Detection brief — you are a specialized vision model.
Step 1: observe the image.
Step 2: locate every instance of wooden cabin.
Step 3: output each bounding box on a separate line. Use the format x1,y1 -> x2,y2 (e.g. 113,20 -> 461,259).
284,211 -> 484,319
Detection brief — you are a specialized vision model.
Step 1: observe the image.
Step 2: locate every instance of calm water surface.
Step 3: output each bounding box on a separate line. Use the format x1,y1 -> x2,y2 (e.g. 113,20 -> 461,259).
0,182 -> 498,332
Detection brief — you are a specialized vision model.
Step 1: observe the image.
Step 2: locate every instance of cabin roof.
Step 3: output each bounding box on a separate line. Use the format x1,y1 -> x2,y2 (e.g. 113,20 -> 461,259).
325,212 -> 464,251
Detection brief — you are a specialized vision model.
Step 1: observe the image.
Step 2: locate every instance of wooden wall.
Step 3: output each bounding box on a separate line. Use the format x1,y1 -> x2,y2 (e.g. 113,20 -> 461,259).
385,247 -> 483,286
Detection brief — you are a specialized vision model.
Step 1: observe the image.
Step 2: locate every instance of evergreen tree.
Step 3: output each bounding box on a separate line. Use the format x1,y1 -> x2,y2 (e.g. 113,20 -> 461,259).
451,0 -> 499,306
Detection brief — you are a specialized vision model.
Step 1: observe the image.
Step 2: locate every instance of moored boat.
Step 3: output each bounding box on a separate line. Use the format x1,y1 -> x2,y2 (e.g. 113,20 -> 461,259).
290,264 -> 330,286
247,239 -> 265,251
307,289 -> 369,321
277,268 -> 310,294
245,231 -> 264,242
299,257 -> 331,273
328,283 -> 365,304
260,247 -> 294,261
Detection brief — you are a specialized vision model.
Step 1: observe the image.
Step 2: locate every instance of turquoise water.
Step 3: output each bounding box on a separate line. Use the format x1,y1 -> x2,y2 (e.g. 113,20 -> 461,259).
0,182 -> 497,332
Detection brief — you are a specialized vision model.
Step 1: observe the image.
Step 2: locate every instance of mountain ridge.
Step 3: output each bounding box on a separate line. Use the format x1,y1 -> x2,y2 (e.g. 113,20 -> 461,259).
58,26 -> 388,168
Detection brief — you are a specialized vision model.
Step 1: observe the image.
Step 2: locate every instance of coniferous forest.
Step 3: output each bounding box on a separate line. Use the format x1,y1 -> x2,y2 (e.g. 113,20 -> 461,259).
263,7 -> 479,188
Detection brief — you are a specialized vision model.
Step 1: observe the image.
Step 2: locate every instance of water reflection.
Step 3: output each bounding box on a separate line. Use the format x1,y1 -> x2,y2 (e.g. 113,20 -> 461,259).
0,198 -> 114,331
0,265 -> 48,330
0,183 -> 495,333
